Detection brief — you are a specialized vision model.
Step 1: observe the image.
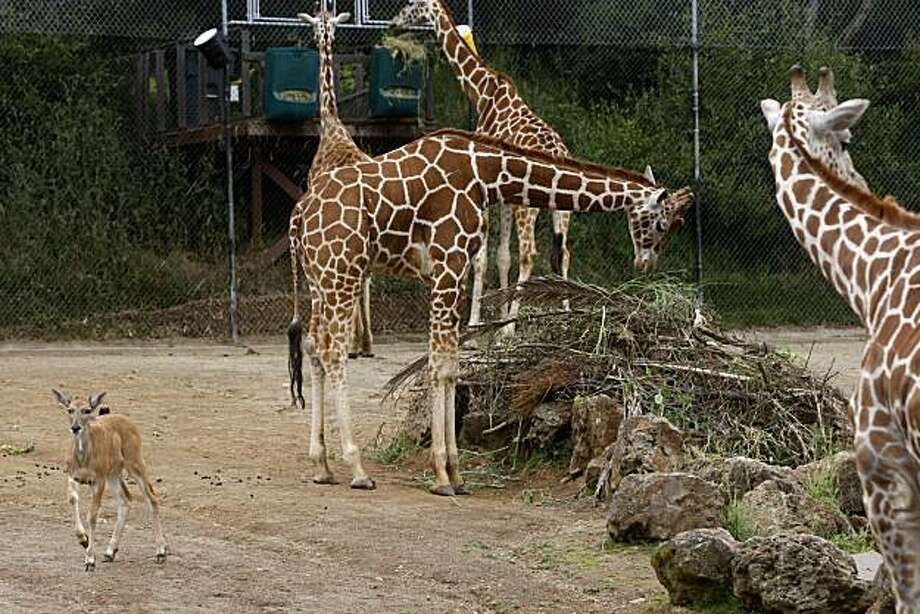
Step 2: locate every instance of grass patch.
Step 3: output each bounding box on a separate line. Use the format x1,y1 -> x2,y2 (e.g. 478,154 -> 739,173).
802,461 -> 842,510
372,431 -> 419,465
725,496 -> 755,542
829,528 -> 876,554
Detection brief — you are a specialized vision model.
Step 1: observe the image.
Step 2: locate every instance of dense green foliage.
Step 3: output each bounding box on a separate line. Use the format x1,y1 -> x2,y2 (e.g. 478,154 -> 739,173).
0,35 -> 225,329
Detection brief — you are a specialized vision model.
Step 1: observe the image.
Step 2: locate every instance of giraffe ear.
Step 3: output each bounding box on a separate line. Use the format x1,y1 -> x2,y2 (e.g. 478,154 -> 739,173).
811,99 -> 870,134
333,12 -> 351,25
297,13 -> 320,26
760,99 -> 782,131
643,165 -> 656,184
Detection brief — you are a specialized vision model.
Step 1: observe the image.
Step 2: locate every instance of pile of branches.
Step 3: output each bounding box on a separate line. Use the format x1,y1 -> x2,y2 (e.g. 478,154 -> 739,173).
386,277 -> 851,467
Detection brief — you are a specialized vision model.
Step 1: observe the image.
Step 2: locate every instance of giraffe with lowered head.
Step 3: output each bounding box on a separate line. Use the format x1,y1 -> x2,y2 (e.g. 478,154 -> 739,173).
762,65 -> 920,611
390,0 -> 663,333
289,126 -> 692,493
288,6 -> 374,408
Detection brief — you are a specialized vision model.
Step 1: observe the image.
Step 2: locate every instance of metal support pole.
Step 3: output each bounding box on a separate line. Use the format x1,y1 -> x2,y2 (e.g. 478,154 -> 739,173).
690,0 -> 704,303
222,0 -> 240,342
466,0 -> 476,130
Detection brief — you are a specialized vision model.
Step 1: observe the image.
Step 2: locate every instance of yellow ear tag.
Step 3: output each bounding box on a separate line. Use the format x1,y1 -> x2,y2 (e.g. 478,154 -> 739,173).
456,24 -> 478,57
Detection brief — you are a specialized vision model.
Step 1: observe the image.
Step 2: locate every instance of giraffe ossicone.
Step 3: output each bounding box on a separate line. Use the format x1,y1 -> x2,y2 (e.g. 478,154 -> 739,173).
762,64 -> 920,612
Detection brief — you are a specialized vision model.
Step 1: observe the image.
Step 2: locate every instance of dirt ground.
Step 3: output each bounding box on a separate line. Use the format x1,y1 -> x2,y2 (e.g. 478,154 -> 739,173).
0,327 -> 867,613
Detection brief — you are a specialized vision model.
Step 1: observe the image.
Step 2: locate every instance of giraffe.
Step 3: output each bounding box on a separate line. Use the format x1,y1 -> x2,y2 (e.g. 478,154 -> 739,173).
289,127 -> 693,493
391,0 -> 577,333
289,7 -> 373,410
761,65 -> 920,611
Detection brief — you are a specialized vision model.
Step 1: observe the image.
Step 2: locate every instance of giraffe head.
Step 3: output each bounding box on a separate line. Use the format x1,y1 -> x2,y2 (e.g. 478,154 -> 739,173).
760,65 -> 870,189
298,6 -> 351,49
390,0 -> 439,30
627,167 -> 694,273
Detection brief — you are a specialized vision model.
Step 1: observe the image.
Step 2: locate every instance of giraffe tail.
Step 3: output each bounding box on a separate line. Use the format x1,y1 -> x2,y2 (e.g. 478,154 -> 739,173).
288,231 -> 305,409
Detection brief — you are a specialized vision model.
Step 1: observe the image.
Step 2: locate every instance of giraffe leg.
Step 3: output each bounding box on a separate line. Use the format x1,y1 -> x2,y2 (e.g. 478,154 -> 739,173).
321,294 -> 374,490
853,389 -> 920,611
503,207 -> 538,337
554,211 -> 572,312
467,209 -> 489,329
428,269 -> 465,496
308,289 -> 335,484
348,297 -> 363,359
496,203 -> 514,321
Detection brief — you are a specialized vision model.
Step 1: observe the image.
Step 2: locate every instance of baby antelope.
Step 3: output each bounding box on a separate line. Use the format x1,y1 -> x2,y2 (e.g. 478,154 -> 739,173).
53,389 -> 168,570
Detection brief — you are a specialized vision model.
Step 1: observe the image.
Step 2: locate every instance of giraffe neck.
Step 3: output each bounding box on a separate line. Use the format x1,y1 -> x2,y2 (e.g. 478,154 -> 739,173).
772,118 -> 906,331
317,31 -> 340,128
431,2 -> 493,113
463,135 -> 657,215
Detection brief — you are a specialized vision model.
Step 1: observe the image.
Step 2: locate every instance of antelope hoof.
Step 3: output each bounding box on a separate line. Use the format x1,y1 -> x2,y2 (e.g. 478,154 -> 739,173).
350,477 -> 376,490
360,352 -> 375,358
429,484 -> 455,497
453,483 -> 471,496
84,559 -> 96,572
312,473 -> 338,485
155,548 -> 168,564
348,352 -> 360,359
103,548 -> 117,562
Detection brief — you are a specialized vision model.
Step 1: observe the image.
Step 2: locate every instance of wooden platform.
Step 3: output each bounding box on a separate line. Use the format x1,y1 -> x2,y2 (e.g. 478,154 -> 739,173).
163,116 -> 427,146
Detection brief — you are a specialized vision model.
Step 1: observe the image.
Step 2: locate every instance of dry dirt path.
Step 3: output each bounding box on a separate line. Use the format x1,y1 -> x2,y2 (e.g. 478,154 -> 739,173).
0,328 -> 867,613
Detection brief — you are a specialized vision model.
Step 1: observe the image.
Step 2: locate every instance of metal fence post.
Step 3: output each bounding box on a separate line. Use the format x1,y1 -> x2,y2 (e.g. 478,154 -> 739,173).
690,0 -> 704,303
222,0 -> 240,342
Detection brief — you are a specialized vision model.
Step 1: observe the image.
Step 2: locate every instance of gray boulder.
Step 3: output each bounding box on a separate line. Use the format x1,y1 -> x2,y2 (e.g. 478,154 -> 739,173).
794,450 -> 865,517
694,455 -> 798,497
652,528 -> 739,606
732,533 -> 874,613
607,472 -> 725,542
608,415 -> 684,490
568,394 -> 623,478
742,479 -> 849,539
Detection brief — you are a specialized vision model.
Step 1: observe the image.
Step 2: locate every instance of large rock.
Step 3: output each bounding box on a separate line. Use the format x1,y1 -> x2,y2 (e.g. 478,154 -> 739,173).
742,479 -> 849,539
524,400 -> 571,447
607,472 -> 725,542
694,455 -> 798,497
866,562 -> 895,614
794,451 -> 865,517
568,395 -> 623,478
609,415 -> 684,490
732,533 -> 874,613
652,528 -> 739,606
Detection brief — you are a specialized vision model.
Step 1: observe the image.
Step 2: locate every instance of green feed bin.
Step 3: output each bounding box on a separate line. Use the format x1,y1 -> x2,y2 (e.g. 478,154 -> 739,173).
263,47 -> 320,121
369,47 -> 424,118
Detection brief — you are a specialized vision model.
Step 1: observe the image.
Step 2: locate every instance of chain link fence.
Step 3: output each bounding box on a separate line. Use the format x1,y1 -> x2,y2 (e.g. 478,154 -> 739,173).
2,0 -> 919,340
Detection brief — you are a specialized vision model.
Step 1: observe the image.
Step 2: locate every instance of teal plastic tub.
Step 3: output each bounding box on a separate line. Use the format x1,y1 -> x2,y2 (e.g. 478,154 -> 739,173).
368,47 -> 423,119
263,47 -> 320,122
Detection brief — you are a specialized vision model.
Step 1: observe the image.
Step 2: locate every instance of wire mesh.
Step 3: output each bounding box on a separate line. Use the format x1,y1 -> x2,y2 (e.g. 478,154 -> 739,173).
2,0 -> 919,340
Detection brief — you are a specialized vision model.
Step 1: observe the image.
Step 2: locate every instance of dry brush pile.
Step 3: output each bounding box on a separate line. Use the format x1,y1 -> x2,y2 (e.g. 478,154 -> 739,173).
385,277 -> 851,468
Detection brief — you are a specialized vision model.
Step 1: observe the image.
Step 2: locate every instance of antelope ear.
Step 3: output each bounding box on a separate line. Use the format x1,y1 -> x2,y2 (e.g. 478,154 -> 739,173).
760,99 -> 782,131
297,13 -> 320,26
89,391 -> 107,410
643,165 -> 656,184
52,388 -> 72,407
333,12 -> 351,25
811,98 -> 870,133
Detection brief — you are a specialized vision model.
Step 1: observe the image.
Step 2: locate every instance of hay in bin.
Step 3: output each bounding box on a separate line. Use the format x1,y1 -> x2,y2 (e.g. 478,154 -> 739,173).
379,33 -> 428,67
385,277 -> 852,468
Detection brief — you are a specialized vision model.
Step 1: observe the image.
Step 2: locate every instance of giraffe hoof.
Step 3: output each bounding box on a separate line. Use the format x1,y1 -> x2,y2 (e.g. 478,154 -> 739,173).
429,484 -> 455,497
312,474 -> 338,485
348,352 -> 360,359
350,477 -> 376,490
452,484 -> 471,496
360,352 -> 375,358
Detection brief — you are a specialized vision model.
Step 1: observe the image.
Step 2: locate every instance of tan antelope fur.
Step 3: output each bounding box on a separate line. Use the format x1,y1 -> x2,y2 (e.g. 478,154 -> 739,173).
53,389 -> 168,570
